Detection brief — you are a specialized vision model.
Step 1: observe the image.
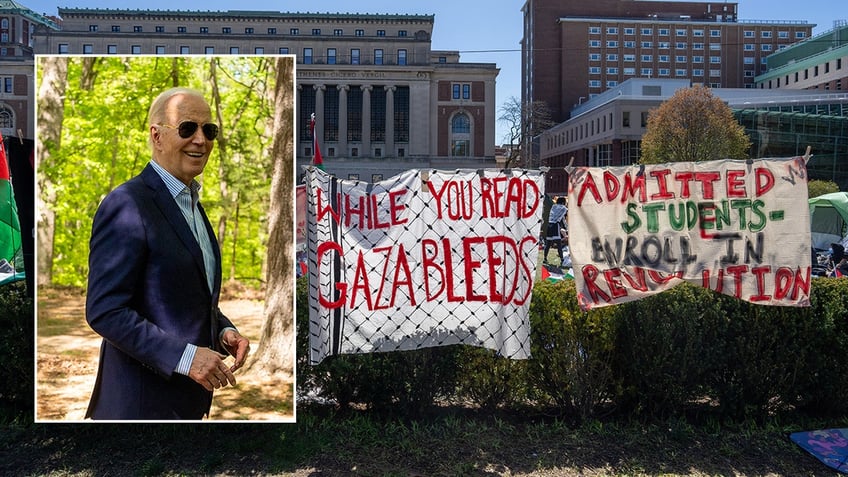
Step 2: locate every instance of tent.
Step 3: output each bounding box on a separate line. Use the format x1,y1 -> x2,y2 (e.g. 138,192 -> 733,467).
809,192 -> 848,250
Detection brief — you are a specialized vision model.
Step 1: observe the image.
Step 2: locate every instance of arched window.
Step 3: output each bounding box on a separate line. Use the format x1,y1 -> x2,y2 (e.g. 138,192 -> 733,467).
451,113 -> 470,134
450,112 -> 471,157
0,106 -> 13,129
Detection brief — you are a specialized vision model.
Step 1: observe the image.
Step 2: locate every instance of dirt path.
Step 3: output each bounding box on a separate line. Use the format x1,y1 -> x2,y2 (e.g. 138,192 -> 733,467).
36,288 -> 294,422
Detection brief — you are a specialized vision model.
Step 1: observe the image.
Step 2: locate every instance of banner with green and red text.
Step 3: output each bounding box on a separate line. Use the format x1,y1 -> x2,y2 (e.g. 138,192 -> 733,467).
568,157 -> 812,310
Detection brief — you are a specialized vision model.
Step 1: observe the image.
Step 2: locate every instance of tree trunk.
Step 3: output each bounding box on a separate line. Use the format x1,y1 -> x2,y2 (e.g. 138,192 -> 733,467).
36,57 -> 68,286
247,57 -> 295,376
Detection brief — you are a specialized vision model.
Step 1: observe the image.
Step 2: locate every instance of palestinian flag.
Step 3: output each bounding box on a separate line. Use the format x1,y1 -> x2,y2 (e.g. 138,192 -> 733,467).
310,113 -> 324,170
0,132 -> 23,285
541,264 -> 573,282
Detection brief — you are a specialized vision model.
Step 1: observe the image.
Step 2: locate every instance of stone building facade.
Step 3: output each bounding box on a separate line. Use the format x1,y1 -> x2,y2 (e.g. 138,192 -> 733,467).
32,8 -> 499,181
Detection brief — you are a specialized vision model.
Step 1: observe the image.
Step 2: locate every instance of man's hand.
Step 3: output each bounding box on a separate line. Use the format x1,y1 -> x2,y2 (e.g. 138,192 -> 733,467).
221,329 -> 250,373
188,347 -> 237,391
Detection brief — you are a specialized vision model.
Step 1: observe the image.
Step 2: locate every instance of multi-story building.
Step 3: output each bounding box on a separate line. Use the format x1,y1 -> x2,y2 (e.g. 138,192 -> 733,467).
0,0 -> 58,140
539,78 -> 848,193
756,22 -> 848,92
32,8 -> 499,181
521,0 -> 814,125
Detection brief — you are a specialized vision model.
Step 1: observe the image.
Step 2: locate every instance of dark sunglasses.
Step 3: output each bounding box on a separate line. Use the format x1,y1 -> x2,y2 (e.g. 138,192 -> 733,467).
159,121 -> 219,140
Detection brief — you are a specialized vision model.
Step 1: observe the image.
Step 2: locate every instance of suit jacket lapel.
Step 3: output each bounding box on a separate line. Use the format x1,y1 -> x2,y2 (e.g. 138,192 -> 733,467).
140,165 -> 211,297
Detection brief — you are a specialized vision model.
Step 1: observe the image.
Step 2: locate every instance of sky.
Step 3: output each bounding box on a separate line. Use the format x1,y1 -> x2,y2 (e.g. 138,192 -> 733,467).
19,0 -> 845,142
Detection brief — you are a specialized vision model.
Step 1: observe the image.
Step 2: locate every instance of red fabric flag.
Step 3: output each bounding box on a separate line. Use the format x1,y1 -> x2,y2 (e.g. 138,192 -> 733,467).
0,132 -> 9,181
310,113 -> 324,170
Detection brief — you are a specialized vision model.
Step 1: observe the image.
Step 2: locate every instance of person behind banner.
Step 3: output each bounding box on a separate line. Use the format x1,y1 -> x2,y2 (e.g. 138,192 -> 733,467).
544,196 -> 568,265
830,243 -> 848,278
84,87 -> 250,420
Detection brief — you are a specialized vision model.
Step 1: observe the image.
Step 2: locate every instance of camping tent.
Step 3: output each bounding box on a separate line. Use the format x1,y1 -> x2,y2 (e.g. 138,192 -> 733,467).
809,191 -> 848,250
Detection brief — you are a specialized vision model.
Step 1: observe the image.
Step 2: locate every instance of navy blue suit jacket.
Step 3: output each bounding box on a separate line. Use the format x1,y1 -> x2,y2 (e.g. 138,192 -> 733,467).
85,164 -> 234,420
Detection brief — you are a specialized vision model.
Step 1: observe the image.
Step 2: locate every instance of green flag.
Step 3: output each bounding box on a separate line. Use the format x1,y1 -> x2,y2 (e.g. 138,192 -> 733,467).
0,132 -> 23,285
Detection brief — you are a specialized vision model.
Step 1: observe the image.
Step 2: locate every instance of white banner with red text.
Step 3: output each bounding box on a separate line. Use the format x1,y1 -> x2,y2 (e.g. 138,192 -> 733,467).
567,157 -> 812,310
306,167 -> 545,364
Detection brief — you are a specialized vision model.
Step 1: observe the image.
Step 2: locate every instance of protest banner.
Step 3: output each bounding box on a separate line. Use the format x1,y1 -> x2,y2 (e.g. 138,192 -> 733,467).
567,157 -> 812,310
306,167 -> 545,364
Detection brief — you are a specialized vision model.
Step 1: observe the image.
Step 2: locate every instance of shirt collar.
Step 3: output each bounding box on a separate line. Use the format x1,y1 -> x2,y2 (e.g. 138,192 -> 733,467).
149,160 -> 201,198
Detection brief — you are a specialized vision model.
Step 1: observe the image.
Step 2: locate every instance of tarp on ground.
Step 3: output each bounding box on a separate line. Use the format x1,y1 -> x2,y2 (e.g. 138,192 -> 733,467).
790,428 -> 848,474
809,191 -> 848,250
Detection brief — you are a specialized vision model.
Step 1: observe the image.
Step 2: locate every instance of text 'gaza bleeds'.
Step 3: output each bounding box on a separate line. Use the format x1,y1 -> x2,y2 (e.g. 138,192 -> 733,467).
313,174 -> 543,312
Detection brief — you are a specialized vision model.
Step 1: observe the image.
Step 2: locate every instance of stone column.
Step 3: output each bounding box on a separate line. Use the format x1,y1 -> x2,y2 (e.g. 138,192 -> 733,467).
385,85 -> 396,158
313,84 -> 326,147
337,84 -> 349,157
361,85 -> 372,157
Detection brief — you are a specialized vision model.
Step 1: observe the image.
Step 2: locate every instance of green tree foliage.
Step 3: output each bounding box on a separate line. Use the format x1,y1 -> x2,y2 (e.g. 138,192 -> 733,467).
640,84 -> 751,164
807,179 -> 840,198
39,57 -> 276,287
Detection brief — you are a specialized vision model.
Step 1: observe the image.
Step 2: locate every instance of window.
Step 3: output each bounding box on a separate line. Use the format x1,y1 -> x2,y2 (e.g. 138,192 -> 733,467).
624,41 -> 636,48
641,54 -> 652,62
693,69 -> 704,76
134,26 -> 143,33
155,26 -> 164,33
640,68 -> 653,76
676,42 -> 686,49
606,54 -> 618,61
397,49 -> 407,66
89,25 -> 98,32
624,28 -> 635,35
675,55 -> 687,63
230,47 -> 239,54
200,27 -> 208,34
462,84 -> 470,99
589,53 -> 601,61
675,69 -> 687,77
624,54 -> 635,62
641,41 -> 652,48
744,57 -> 755,64
658,41 -> 670,49
268,28 -> 276,34
312,28 -> 321,35
327,48 -> 336,64
374,49 -> 383,65
589,66 -> 601,74
607,67 -> 618,75
589,26 -> 601,34
641,112 -> 649,127
83,44 -> 93,54
334,29 -> 343,36
761,31 -> 772,38
659,68 -> 670,76
131,45 -> 141,54
761,44 -> 772,51
205,46 -> 214,54
351,48 -> 360,64
641,28 -> 652,35
693,43 -> 704,50
658,28 -> 669,36
222,27 -> 231,34
744,30 -> 754,38
607,27 -> 618,34
796,32 -> 806,39
589,80 -> 601,88
372,174 -> 384,182
398,30 -> 407,37
279,47 -> 289,54
290,28 -> 299,35
710,43 -> 721,51
710,56 -> 721,64
178,26 -> 187,33
624,67 -> 635,75
693,29 -> 704,37
355,29 -> 364,36
622,111 -> 630,127
452,113 -> 470,133
659,55 -> 670,62
377,30 -> 386,37
606,41 -> 618,48
693,56 -> 704,63
303,48 -> 313,64
778,31 -> 789,39
156,46 -> 166,54
606,80 -> 618,88
744,44 -> 754,51
710,30 -> 721,37
676,29 -> 687,37
589,40 -> 601,48
180,46 -> 190,54
255,47 -> 264,54
3,77 -> 12,94
245,27 -> 254,34
108,45 -> 118,54
452,84 -> 461,99
111,25 -> 120,32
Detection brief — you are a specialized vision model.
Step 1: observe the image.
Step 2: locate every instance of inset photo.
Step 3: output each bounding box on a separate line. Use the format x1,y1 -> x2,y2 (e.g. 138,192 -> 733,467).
35,55 -> 296,422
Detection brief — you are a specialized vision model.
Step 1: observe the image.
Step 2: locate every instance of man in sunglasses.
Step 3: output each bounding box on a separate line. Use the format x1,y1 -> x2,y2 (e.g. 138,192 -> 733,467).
84,87 -> 250,420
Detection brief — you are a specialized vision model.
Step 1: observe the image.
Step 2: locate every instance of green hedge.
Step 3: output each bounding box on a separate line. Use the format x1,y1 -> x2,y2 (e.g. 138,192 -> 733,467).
296,277 -> 848,421
0,282 -> 33,423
